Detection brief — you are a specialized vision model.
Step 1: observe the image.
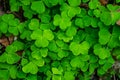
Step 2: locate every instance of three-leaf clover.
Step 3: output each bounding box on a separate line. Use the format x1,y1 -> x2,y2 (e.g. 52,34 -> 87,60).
31,1 -> 45,14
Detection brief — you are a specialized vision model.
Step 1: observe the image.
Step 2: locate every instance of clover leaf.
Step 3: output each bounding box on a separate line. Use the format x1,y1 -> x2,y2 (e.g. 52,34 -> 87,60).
69,42 -> 81,55
64,71 -> 75,80
70,56 -> 85,68
31,29 -> 43,40
2,14 -> 14,23
75,18 -> 84,28
52,67 -> 62,74
9,66 -> 17,79
31,1 -> 45,14
40,48 -> 48,57
89,0 -> 100,9
32,58 -> 45,67
28,19 -> 39,30
66,26 -> 77,37
0,21 -> 8,33
100,12 -> 112,25
79,41 -> 90,54
35,38 -> 49,48
43,29 -> 54,41
99,28 -> 111,45
68,0 -> 81,7
22,62 -> 38,74
6,53 -> 20,64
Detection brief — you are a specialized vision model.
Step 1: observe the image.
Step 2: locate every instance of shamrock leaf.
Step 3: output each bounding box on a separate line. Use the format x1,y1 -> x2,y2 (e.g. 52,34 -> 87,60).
20,0 -> 30,5
31,50 -> 41,60
52,67 -> 62,74
32,58 -> 45,67
68,0 -> 81,7
31,29 -> 43,40
99,28 -> 111,45
89,0 -> 100,9
1,14 -> 14,23
70,56 -> 85,68
43,29 -> 54,41
22,62 -> 38,74
66,26 -> 77,37
69,42 -> 81,55
8,26 -> 19,36
28,19 -> 39,30
31,1 -> 45,14
9,66 -> 17,79
6,53 -> 20,64
52,75 -> 61,80
79,41 -> 90,54
75,18 -> 84,28
64,71 -> 75,80
35,38 -> 49,47
0,70 -> 9,80
0,21 -> 8,33
100,12 -> 112,25
40,48 -> 48,57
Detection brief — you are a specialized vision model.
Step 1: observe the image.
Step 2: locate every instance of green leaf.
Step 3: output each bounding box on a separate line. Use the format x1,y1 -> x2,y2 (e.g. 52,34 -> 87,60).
89,0 -> 100,9
75,18 -> 84,28
99,28 -> 111,45
66,26 -> 77,37
83,15 -> 91,27
0,70 -> 9,80
21,58 -> 28,66
20,0 -> 30,5
52,67 -> 62,74
48,0 -> 59,6
93,9 -> 101,18
31,1 -> 45,14
94,45 -> 110,59
35,38 -> 49,47
32,58 -> 45,67
53,14 -> 61,26
22,62 -> 38,74
116,0 -> 120,3
68,0 -> 81,7
69,42 -> 81,55
48,41 -> 58,52
9,66 -> 17,79
8,27 -> 19,36
8,18 -> 20,27
6,45 -> 17,53
58,49 -> 68,58
64,71 -> 75,80
17,70 -> 26,78
2,14 -> 14,22
6,53 -> 20,64
31,50 -> 41,60
43,29 -> 54,41
52,75 -> 61,80
0,21 -> 8,33
12,41 -> 24,51
31,29 -> 42,40
70,56 -> 85,68
0,53 -> 7,62
26,74 -> 37,80
29,19 -> 39,30
68,7 -> 81,18
100,12 -> 112,25
79,41 -> 90,54
40,48 -> 48,57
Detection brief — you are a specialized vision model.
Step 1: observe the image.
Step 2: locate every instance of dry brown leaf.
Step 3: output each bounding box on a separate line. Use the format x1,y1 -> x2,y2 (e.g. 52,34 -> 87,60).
99,0 -> 108,5
116,20 -> 120,25
0,35 -> 14,47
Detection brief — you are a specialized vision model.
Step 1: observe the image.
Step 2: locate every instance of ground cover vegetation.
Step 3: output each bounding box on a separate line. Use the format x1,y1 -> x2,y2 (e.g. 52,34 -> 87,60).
0,0 -> 120,80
